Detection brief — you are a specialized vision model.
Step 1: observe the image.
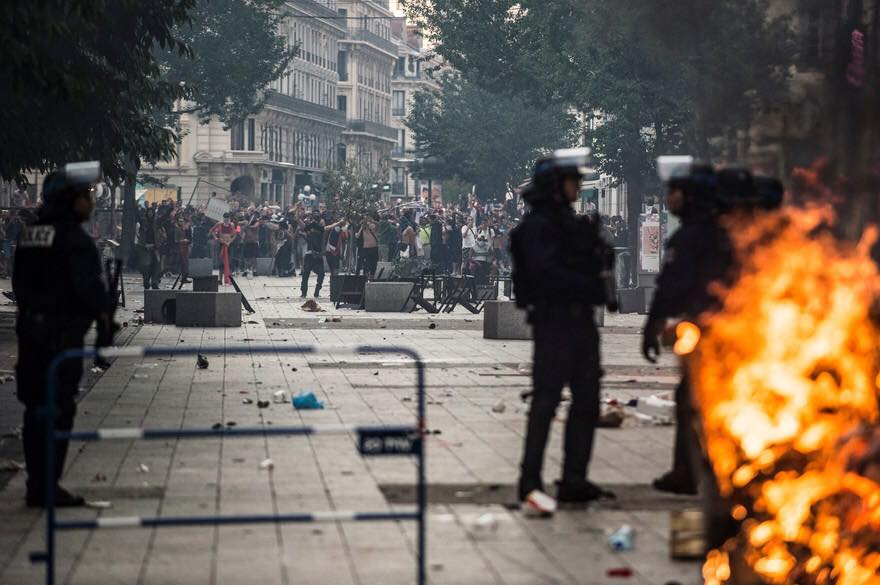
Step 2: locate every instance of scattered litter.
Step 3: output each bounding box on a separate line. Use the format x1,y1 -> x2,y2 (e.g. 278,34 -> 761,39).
257,400 -> 270,408
292,391 -> 324,410
311,528 -> 323,535
197,354 -> 209,370
211,423 -> 223,430
138,463 -> 150,474
606,567 -> 633,578
341,470 -> 354,476
226,421 -> 237,427
291,367 -> 298,372
516,363 -> 532,375
491,400 -> 506,414
242,338 -> 255,342
469,513 -> 499,538
429,429 -> 442,435
301,300 -> 324,312
430,564 -> 444,572
608,524 -> 635,552
401,396 -> 412,402
520,390 -> 533,402
0,459 -> 25,472
246,320 -> 259,324
626,398 -> 638,407
133,374 -> 148,380
89,366 -> 104,374
259,458 -> 274,470
122,321 -> 128,327
272,390 -> 288,404
373,371 -> 379,376
93,472 -> 107,482
598,403 -> 625,428
428,323 -> 437,329
86,500 -> 113,509
232,457 -> 245,464
635,395 -> 676,425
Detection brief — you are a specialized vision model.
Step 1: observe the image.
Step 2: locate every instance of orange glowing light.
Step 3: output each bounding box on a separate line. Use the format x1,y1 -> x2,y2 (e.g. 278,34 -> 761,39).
673,321 -> 701,355
687,204 -> 880,584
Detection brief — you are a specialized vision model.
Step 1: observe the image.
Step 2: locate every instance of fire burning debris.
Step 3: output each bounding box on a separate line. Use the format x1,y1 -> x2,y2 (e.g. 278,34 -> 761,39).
687,205 -> 880,584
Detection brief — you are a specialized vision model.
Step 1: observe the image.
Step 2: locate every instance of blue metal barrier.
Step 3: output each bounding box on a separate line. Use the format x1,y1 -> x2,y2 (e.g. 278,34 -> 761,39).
30,344 -> 427,585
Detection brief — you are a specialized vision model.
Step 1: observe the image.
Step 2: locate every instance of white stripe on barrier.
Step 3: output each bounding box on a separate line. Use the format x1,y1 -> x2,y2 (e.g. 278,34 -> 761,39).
97,516 -> 141,528
311,511 -> 357,522
97,428 -> 144,440
98,346 -> 147,358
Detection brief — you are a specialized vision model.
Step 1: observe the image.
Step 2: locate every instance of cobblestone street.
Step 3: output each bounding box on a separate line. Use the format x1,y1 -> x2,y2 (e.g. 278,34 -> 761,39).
0,275 -> 701,585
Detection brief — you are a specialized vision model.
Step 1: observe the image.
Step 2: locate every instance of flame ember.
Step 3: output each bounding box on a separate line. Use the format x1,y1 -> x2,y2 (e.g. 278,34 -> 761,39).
688,205 -> 880,585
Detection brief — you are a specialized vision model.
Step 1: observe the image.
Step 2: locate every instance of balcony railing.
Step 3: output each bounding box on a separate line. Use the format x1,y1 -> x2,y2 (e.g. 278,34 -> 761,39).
392,107 -> 406,117
345,119 -> 398,141
264,91 -> 346,126
391,147 -> 404,157
349,27 -> 397,55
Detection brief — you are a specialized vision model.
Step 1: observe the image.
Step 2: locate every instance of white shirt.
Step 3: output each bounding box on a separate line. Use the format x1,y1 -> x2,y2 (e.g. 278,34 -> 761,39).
461,225 -> 477,249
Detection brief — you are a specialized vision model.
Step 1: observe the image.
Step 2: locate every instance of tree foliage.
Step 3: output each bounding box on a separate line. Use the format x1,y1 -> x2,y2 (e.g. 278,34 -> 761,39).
160,0 -> 296,127
321,162 -> 390,204
405,0 -> 795,189
405,72 -> 577,199
0,0 -> 193,182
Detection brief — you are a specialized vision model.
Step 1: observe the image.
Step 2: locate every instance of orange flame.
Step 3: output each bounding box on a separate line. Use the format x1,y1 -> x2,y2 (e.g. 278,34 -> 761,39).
689,204 -> 880,585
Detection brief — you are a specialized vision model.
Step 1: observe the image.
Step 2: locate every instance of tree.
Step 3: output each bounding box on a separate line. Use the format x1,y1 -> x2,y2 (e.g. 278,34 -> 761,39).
405,73 -> 577,200
160,0 -> 296,127
0,0 -> 193,183
321,162 -> 390,205
405,0 -> 794,277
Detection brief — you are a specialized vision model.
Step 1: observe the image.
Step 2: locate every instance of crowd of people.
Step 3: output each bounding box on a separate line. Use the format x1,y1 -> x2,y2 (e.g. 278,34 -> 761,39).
127,192 -> 530,293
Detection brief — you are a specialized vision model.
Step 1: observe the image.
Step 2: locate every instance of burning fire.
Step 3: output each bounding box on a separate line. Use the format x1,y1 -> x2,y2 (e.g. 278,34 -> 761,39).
687,205 -> 880,584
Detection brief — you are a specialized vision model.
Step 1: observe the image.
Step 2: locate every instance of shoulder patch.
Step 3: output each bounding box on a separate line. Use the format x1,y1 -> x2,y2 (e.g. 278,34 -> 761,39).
19,225 -> 56,248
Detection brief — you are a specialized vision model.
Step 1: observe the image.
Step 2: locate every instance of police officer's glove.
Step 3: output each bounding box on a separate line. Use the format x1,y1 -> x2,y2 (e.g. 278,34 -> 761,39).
642,318 -> 663,363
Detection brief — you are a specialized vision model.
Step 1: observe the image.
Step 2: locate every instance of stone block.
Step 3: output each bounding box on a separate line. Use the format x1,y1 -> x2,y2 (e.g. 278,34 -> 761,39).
192,275 -> 219,292
364,281 -> 414,312
175,292 -> 241,327
188,258 -> 213,278
143,289 -> 178,324
483,301 -> 531,340
255,257 -> 274,276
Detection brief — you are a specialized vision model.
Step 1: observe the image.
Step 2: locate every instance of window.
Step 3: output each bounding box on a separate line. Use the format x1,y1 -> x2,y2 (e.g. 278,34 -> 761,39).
230,122 -> 244,150
337,95 -> 347,113
392,90 -> 405,117
338,51 -> 348,81
247,119 -> 255,151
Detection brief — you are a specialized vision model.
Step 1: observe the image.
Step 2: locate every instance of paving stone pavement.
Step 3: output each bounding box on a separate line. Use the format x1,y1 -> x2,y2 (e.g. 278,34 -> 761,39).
0,274 -> 701,585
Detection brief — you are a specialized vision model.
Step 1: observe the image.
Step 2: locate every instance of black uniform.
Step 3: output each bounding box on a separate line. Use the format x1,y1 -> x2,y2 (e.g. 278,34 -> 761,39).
644,210 -> 729,493
14,208 -> 110,504
510,201 -> 607,501
300,220 -> 325,297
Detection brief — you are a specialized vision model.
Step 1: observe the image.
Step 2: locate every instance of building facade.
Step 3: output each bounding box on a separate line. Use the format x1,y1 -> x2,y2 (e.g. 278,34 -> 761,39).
389,21 -> 439,201
335,0 -> 397,182
147,0 -> 347,207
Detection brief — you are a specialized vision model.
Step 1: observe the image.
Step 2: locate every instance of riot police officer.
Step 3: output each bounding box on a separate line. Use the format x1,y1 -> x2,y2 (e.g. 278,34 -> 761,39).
510,149 -> 613,514
642,159 -> 730,495
14,163 -> 116,507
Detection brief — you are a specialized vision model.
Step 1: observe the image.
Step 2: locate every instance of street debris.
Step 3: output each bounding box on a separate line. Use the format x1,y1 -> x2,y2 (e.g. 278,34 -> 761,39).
301,299 -> 324,312
259,458 -> 274,470
211,423 -> 223,430
89,366 -> 104,374
257,400 -> 270,409
608,524 -> 635,551
491,400 -> 506,414
291,367 -> 298,372
86,500 -> 113,509
428,323 -> 437,329
138,463 -> 150,474
197,354 -> 209,369
402,396 -> 412,402
635,395 -> 675,424
226,421 -> 236,427
469,512 -> 499,538
292,391 -> 324,410
272,390 -> 288,403
598,402 -> 625,428
606,567 -> 634,578
516,363 -> 532,375
0,459 -> 25,472
133,373 -> 148,379
93,472 -> 107,482
246,320 -> 259,324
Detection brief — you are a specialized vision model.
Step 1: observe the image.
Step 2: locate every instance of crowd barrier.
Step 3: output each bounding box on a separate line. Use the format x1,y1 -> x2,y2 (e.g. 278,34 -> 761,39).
29,344 -> 427,585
